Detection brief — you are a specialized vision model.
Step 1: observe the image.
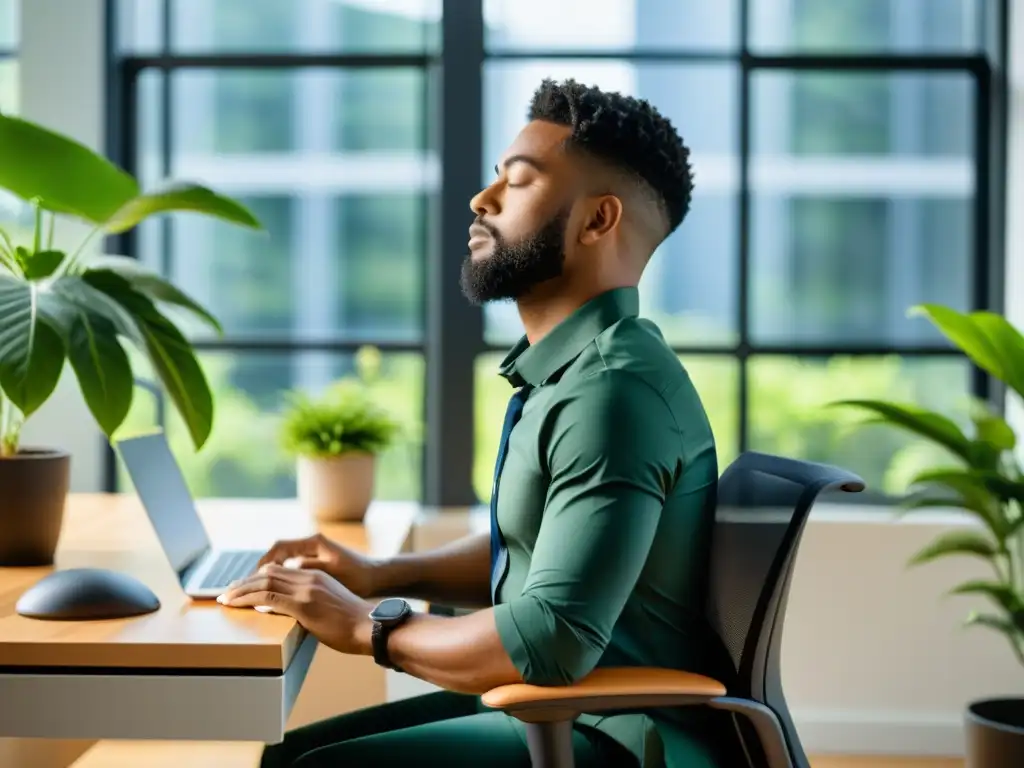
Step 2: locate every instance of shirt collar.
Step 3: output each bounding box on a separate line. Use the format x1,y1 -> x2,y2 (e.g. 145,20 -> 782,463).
498,287 -> 640,388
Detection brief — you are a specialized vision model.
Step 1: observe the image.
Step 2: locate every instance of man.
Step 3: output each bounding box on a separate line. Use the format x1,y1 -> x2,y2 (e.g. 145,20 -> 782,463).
223,79 -> 736,767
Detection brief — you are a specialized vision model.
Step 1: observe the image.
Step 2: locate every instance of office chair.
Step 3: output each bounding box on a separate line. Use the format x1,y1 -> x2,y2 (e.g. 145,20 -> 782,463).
482,451 -> 865,768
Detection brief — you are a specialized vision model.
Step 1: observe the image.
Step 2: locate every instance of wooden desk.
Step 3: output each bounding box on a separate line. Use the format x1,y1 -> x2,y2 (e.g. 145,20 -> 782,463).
0,494 -> 417,756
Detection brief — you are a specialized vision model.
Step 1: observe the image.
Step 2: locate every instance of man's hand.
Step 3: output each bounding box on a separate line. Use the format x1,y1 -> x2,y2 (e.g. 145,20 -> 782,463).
258,533 -> 378,598
218,565 -> 376,655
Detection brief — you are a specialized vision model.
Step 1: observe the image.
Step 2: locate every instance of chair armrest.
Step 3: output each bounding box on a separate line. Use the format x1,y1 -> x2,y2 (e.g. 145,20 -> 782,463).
481,667 -> 727,723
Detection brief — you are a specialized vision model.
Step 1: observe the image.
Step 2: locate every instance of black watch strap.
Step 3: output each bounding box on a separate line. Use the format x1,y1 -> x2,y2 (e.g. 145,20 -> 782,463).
371,619 -> 402,672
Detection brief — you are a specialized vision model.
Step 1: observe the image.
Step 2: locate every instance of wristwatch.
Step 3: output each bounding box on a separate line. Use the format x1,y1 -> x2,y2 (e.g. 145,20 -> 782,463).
368,597 -> 412,671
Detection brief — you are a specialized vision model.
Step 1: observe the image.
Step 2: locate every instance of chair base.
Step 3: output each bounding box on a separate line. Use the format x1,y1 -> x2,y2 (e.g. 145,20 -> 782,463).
525,720 -> 575,768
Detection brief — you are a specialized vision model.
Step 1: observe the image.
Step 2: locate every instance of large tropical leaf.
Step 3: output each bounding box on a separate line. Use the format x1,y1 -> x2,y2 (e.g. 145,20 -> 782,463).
911,304 -> 1024,398
104,182 -> 263,234
83,270 -> 214,449
64,312 -> 134,436
909,529 -> 1000,566
831,399 -> 973,462
0,114 -> 137,223
48,275 -> 144,345
87,256 -> 222,334
0,274 -> 66,417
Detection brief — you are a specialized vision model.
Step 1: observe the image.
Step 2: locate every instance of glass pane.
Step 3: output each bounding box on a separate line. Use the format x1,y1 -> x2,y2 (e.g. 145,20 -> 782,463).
171,69 -> 429,154
747,355 -> 971,496
116,0 -> 163,54
749,71 -> 973,346
0,0 -> 17,49
484,0 -> 737,51
0,58 -> 16,113
117,351 -> 425,500
171,0 -> 441,53
138,68 -> 432,342
474,353 -> 737,502
750,0 -> 979,52
483,62 -> 738,347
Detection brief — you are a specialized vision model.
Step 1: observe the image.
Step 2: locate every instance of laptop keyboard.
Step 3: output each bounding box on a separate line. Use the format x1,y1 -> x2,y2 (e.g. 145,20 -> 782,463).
199,551 -> 262,589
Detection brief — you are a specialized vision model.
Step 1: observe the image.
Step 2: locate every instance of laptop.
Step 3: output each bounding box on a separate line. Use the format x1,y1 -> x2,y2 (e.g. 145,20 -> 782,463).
116,431 -> 264,599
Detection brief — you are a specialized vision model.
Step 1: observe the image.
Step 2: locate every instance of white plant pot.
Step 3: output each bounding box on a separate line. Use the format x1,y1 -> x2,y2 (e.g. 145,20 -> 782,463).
296,453 -> 376,523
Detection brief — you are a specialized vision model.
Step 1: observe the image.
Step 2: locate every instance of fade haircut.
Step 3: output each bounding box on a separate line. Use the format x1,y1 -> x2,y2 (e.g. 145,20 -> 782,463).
527,78 -> 694,242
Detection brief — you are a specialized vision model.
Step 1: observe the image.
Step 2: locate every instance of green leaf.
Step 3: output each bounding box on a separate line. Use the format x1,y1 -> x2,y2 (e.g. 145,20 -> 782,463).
65,312 -> 134,436
20,249 -> 65,281
83,270 -> 213,450
49,275 -> 144,345
830,399 -> 973,461
965,611 -> 1024,640
909,529 -> 999,566
977,472 -> 1024,506
910,304 -> 1024,399
88,256 -> 222,334
13,246 -> 29,273
971,406 -> 1016,452
950,580 -> 1024,613
0,113 -> 138,223
0,275 -> 66,417
104,182 -> 263,234
902,494 -> 993,519
906,469 -> 1009,540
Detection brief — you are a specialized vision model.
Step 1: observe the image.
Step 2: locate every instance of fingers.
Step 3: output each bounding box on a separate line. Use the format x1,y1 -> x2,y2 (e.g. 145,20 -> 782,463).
292,556 -> 331,571
218,589 -> 297,615
257,535 -> 321,569
221,566 -> 306,603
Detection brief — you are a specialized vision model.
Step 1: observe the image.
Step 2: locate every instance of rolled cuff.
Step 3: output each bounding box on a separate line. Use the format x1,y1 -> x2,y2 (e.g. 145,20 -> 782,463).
493,598 -> 589,687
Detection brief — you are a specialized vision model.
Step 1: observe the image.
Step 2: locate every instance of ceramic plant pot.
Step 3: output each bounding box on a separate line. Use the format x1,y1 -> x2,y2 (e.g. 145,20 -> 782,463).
965,698 -> 1024,768
0,449 -> 71,566
297,453 -> 376,522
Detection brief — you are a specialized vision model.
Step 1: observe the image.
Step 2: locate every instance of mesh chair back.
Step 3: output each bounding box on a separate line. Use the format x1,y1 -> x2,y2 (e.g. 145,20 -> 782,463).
707,452 -> 864,766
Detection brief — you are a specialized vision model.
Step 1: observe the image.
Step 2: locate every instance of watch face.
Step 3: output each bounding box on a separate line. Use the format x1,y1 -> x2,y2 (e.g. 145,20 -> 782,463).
370,598 -> 409,622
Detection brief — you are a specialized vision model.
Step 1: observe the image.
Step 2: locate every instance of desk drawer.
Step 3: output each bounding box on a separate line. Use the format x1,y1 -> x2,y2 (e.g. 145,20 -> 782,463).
0,635 -> 317,743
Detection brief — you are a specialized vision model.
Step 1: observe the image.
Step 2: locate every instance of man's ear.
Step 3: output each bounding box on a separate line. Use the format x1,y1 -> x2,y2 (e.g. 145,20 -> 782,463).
578,195 -> 623,246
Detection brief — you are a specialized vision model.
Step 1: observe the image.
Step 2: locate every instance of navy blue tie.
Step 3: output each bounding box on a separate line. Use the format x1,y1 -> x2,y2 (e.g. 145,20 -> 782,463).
490,385 -> 531,604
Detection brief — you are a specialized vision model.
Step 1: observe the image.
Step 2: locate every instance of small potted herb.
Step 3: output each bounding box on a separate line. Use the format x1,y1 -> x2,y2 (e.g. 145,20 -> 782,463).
280,349 -> 401,522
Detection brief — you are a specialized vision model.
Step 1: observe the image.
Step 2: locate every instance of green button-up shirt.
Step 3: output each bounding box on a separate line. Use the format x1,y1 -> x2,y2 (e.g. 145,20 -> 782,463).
490,287 -> 730,767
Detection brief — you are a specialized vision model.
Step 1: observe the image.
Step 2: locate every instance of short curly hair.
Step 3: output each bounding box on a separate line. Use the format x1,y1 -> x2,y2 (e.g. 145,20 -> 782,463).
528,78 -> 694,237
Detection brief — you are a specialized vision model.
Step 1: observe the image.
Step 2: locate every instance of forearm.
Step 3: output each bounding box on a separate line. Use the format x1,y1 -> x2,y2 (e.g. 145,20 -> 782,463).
368,532 -> 492,609
384,609 -> 523,694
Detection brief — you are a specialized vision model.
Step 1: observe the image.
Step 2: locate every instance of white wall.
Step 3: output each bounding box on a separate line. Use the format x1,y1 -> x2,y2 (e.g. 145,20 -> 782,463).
17,1 -> 1024,757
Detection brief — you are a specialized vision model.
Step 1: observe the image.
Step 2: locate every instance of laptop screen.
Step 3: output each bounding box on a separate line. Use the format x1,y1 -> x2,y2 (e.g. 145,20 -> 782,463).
116,432 -> 211,575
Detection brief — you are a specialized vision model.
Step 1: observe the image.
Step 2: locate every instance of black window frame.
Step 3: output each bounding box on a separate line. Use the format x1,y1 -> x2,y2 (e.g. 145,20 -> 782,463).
104,0 -> 1010,506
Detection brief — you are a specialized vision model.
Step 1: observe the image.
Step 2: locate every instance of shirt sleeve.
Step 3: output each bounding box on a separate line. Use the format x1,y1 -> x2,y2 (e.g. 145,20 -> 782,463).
492,369 -> 683,685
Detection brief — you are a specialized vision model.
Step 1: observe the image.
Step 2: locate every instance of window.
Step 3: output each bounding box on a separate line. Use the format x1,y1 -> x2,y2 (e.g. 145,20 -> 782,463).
476,0 -> 996,500
111,1 -> 1005,505
113,0 -> 437,500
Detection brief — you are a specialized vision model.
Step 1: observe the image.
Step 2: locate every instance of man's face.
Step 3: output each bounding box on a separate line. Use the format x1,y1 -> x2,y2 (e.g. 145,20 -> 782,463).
460,121 -> 577,305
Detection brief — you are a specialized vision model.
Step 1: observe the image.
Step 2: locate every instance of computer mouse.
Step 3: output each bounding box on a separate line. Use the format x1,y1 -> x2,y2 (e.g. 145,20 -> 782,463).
16,568 -> 161,621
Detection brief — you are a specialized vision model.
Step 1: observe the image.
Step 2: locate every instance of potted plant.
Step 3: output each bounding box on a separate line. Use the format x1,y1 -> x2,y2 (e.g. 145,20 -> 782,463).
833,303 -> 1024,767
0,112 -> 261,566
280,347 -> 401,522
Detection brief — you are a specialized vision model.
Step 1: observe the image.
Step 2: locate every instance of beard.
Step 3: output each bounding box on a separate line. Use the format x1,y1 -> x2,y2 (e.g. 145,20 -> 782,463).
459,208 -> 569,305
